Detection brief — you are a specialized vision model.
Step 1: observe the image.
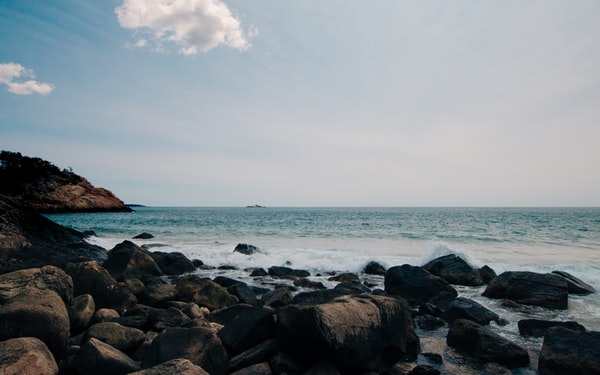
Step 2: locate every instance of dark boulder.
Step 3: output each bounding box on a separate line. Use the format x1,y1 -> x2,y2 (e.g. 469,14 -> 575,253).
262,287 -> 293,308
423,254 -> 483,286
0,287 -> 70,356
230,362 -> 272,375
249,268 -> 268,277
518,319 -> 587,337
128,358 -> 209,375
228,339 -> 279,373
447,319 -> 529,368
142,327 -> 229,375
538,327 -> 600,374
416,315 -> 445,331
228,282 -> 261,306
150,251 -> 195,275
65,261 -> 136,314
328,272 -> 359,282
0,337 -> 59,375
364,261 -> 387,276
551,270 -> 596,295
175,275 -> 238,311
138,282 -> 178,307
234,243 -> 260,255
335,280 -> 371,294
0,265 -> 73,305
74,337 -> 140,375
276,294 -> 419,373
148,306 -> 192,331
385,264 -> 457,308
293,277 -> 327,290
209,304 -> 276,354
408,365 -> 440,375
103,240 -> 163,282
69,293 -> 96,333
482,271 -> 569,309
83,322 -> 146,354
293,288 -> 358,305
479,265 -> 497,284
133,232 -> 154,239
268,266 -> 310,278
443,297 -> 500,325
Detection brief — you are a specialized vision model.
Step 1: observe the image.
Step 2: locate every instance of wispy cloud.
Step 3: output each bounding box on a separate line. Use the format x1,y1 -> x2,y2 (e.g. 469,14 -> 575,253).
115,0 -> 255,55
0,63 -> 55,95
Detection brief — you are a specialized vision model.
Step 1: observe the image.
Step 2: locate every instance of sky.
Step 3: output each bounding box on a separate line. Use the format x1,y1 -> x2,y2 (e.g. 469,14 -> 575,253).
1,0 -> 599,207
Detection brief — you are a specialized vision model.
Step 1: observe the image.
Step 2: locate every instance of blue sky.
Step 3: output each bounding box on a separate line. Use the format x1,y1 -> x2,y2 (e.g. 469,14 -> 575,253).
1,0 -> 599,206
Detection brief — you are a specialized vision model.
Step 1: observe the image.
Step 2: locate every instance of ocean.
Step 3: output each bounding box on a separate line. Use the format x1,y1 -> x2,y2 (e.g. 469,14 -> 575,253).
46,207 -> 600,352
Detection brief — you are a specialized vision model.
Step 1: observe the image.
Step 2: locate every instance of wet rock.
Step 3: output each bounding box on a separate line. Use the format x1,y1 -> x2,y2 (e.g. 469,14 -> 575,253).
104,240 -> 163,282
443,297 -> 500,325
335,280 -> 371,294
74,337 -> 140,375
228,282 -> 261,305
142,327 -> 228,375
83,322 -> 146,353
385,264 -> 457,308
0,265 -> 73,305
234,243 -> 260,255
538,327 -> 600,374
138,282 -> 178,307
551,270 -> 596,295
149,251 -> 195,276
65,260 -> 136,314
447,319 -> 529,368
261,287 -> 293,308
268,266 -> 310,278
175,275 -> 238,311
276,295 -> 419,373
478,265 -> 497,284
482,271 -> 569,309
269,352 -> 303,374
518,319 -> 587,337
416,315 -> 445,331
304,360 -> 340,375
250,268 -> 268,277
364,261 -> 387,276
293,277 -> 327,290
133,232 -> 154,239
149,307 -> 192,331
128,358 -> 209,375
0,337 -> 59,375
69,293 -> 96,333
0,287 -> 70,356
423,254 -> 483,286
328,272 -> 359,282
408,365 -> 440,375
230,362 -> 273,375
293,288 -> 356,305
214,275 -> 243,288
482,362 -> 512,375
229,339 -> 279,373
209,304 -> 276,354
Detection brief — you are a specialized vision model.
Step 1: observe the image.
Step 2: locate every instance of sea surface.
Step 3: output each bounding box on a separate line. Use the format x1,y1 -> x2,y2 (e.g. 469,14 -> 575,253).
46,206 -> 600,370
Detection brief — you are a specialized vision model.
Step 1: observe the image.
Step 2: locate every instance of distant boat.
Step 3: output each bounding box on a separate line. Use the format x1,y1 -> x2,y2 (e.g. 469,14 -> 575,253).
246,204 -> 266,208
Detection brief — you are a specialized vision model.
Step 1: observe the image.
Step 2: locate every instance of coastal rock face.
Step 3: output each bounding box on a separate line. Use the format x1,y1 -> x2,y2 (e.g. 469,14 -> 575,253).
103,240 -> 163,282
0,150 -> 131,213
0,337 -> 59,375
385,264 -> 457,308
276,294 -> 419,373
0,195 -> 107,273
423,254 -> 484,286
538,327 -> 600,374
447,319 -> 530,368
551,270 -> 596,295
482,271 -> 569,309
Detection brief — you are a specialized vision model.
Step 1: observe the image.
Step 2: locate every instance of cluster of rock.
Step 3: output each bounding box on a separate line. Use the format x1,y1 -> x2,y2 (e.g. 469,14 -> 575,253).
0,206 -> 599,374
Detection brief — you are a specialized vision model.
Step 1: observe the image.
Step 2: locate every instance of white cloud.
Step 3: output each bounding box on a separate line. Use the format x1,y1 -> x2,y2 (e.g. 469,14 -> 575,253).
115,0 -> 255,54
0,63 -> 55,95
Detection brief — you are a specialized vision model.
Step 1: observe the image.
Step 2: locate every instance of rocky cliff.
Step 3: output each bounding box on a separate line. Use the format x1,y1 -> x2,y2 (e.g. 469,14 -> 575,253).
0,151 -> 131,213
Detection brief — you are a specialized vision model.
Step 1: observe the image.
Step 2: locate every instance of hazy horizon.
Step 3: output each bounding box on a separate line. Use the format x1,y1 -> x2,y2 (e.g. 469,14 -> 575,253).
2,1 -> 600,207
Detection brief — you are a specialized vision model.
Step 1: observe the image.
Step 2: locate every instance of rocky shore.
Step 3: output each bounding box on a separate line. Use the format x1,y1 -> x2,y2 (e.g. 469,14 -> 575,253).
1,200 -> 599,374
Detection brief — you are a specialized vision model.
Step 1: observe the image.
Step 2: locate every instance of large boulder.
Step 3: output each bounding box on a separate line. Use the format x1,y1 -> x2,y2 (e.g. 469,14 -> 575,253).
551,270 -> 596,295
385,264 -> 457,308
69,293 -> 96,333
482,271 -> 569,309
0,287 -> 70,356
268,266 -> 310,278
142,327 -> 229,375
234,243 -> 260,255
228,340 -> 279,373
150,251 -> 195,275
0,265 -> 73,304
65,260 -> 136,314
447,319 -> 529,368
443,297 -> 500,325
518,319 -> 587,338
423,254 -> 483,286
0,195 -> 107,273
538,327 -> 600,374
103,241 -> 163,282
74,337 -> 141,375
138,282 -> 178,307
128,358 -> 209,375
83,322 -> 146,354
364,261 -> 387,276
208,304 -> 276,354
276,294 -> 419,373
0,337 -> 59,375
176,275 -> 238,311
